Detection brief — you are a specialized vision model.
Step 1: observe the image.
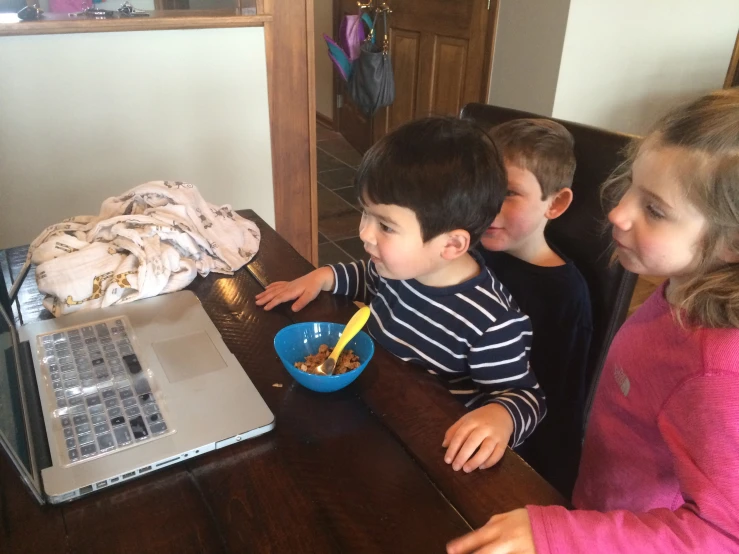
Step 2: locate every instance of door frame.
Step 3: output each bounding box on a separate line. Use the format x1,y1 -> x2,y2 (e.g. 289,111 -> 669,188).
263,0 -> 319,264
726,30 -> 739,89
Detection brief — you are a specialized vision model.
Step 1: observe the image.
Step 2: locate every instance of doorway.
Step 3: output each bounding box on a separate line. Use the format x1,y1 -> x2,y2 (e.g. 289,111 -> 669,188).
332,0 -> 498,153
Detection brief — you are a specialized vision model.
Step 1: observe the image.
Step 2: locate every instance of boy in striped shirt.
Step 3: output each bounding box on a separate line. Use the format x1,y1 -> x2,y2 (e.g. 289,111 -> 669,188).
257,117 -> 546,473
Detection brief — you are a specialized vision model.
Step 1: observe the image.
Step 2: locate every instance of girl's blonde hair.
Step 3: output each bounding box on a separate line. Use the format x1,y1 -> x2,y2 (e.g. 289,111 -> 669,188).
603,88 -> 739,328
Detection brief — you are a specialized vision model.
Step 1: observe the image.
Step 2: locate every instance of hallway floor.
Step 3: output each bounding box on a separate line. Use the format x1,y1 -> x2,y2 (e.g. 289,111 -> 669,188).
316,123 -> 364,267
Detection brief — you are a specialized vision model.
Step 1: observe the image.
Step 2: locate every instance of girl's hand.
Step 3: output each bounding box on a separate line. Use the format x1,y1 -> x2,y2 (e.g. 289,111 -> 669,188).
442,403 -> 513,472
255,267 -> 335,311
446,509 -> 536,554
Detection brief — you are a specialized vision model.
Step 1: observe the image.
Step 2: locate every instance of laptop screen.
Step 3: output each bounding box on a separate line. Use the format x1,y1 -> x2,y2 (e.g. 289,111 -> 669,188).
0,268 -> 44,502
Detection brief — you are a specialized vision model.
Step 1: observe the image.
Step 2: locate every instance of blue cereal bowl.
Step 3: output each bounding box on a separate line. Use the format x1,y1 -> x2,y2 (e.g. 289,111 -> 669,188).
274,321 -> 374,393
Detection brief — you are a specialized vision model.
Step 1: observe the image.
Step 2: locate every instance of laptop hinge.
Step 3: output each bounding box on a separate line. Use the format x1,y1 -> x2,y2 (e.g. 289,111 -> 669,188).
18,340 -> 52,472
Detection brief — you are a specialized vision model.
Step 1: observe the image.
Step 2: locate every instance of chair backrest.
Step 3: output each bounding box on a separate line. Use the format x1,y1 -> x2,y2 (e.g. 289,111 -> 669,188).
460,103 -> 639,422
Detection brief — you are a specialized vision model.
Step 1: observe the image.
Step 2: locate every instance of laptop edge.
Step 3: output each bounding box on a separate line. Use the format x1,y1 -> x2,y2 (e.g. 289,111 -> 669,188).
1,262 -> 275,504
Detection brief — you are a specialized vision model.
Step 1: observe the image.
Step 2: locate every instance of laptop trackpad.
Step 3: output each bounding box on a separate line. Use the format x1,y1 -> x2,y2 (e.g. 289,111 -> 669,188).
152,331 -> 227,383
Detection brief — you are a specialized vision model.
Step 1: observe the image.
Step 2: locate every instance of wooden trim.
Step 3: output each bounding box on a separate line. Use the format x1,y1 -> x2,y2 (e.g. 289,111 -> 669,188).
726,30 -> 739,89
306,0 -> 318,265
0,11 -> 271,37
263,0 -> 318,264
316,111 -> 334,130
481,0 -> 499,102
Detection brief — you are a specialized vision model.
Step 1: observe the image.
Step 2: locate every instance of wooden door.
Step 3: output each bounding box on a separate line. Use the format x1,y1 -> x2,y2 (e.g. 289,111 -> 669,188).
335,0 -> 497,154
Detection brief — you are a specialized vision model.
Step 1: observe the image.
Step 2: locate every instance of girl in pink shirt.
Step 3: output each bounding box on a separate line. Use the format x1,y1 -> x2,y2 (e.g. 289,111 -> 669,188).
447,89 -> 739,554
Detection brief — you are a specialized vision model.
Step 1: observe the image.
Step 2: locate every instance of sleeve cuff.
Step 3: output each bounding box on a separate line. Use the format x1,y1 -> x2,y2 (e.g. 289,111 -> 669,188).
328,264 -> 339,294
528,504 -> 585,554
527,505 -> 556,554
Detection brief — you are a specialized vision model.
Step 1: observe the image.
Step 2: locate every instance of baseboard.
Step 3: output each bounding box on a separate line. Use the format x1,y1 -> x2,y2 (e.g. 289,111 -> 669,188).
316,112 -> 334,130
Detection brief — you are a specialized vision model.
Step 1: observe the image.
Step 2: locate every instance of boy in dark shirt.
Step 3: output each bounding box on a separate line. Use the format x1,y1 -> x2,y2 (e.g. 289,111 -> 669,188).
478,118 -> 592,497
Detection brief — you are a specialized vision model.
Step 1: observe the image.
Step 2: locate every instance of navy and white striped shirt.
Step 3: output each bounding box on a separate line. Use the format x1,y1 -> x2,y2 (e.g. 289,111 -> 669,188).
330,251 -> 546,447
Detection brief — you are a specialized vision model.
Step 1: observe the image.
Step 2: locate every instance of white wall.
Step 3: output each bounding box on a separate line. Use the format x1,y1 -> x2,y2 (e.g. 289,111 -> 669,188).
0,27 -> 274,249
314,0 -> 333,119
487,0 -> 739,135
487,0 -> 570,116
552,0 -> 739,135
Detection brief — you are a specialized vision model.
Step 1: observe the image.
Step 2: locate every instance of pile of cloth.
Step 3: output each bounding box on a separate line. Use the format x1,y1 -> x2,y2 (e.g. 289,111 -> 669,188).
26,181 -> 261,316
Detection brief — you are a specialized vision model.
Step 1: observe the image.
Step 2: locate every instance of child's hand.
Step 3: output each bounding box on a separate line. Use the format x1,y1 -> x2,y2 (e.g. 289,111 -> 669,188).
446,509 -> 536,554
255,267 -> 335,311
442,403 -> 513,472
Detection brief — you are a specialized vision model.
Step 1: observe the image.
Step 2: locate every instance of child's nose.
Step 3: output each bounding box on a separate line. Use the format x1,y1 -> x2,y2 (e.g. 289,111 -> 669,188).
608,199 -> 632,231
359,218 -> 374,244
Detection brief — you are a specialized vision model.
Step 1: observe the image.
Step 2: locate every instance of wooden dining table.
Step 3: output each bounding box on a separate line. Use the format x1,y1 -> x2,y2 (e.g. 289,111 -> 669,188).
0,210 -> 566,553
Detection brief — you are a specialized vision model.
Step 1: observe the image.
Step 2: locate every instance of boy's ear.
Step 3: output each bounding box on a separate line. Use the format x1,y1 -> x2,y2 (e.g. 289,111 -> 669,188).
545,188 -> 573,221
440,229 -> 471,260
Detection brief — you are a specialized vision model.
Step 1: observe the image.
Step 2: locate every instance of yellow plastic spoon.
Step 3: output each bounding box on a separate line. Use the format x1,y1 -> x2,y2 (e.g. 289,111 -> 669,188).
316,306 -> 371,376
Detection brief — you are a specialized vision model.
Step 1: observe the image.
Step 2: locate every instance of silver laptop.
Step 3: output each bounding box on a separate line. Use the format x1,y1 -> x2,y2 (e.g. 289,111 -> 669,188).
0,263 -> 274,504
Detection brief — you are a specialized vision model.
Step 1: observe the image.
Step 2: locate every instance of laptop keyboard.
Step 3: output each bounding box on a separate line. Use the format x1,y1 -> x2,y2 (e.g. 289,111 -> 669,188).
38,317 -> 171,465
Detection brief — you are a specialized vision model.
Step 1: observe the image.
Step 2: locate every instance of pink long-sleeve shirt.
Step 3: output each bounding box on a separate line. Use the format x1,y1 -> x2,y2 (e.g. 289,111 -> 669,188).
528,284 -> 739,553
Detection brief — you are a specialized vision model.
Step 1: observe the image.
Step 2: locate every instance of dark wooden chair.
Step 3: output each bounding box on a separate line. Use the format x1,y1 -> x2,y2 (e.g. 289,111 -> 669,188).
460,103 -> 639,493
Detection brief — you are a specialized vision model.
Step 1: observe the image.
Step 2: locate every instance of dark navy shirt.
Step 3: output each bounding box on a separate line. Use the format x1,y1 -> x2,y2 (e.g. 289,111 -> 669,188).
479,246 -> 592,497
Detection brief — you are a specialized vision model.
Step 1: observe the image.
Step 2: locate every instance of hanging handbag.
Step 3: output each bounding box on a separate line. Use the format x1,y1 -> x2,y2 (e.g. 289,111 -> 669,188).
340,12 -> 374,61
323,34 -> 354,82
324,11 -> 374,82
347,7 -> 395,117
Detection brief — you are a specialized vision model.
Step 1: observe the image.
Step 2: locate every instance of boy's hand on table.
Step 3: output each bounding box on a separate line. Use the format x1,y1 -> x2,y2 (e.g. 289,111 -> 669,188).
442,403 -> 514,472
255,267 -> 335,311
446,509 -> 536,554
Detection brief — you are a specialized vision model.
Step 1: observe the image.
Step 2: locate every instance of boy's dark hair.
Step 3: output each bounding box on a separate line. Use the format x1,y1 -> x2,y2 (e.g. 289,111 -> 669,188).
354,116 -> 506,244
488,119 -> 576,198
